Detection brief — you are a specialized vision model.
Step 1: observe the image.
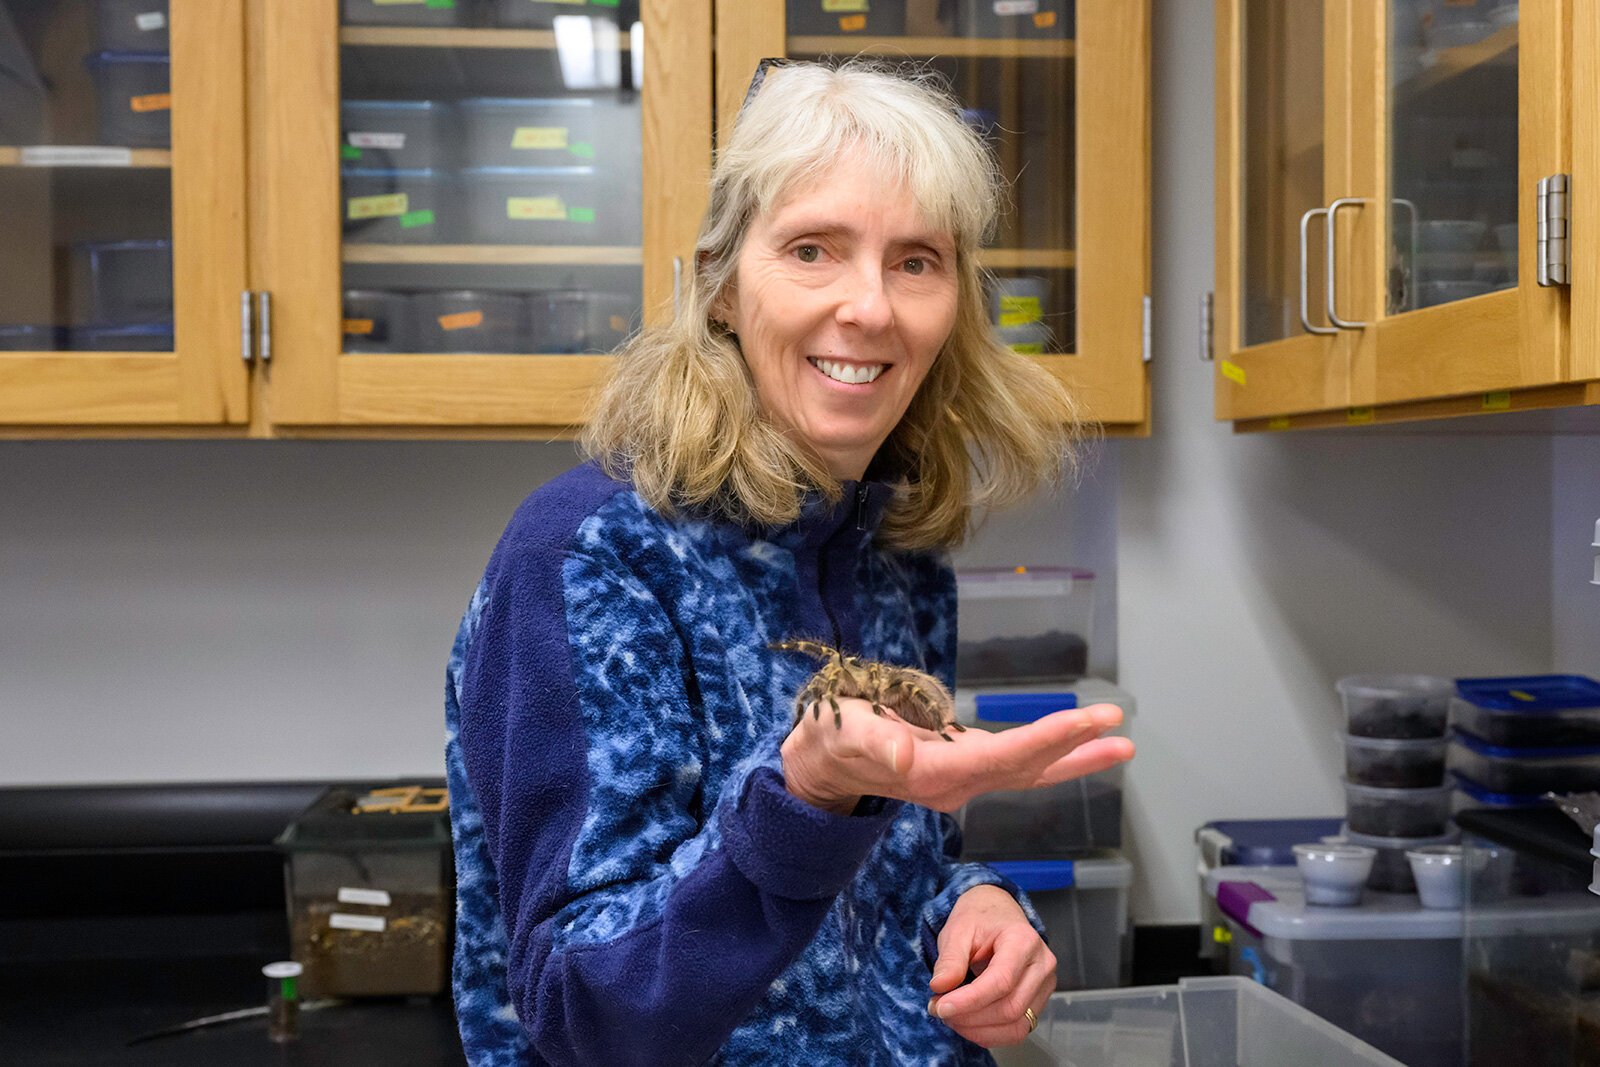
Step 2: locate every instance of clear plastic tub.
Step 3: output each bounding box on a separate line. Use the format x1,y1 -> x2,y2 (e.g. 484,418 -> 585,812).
341,0 -> 468,27
459,97 -> 599,169
1341,825 -> 1461,893
962,0 -> 1075,39
411,290 -> 527,353
94,0 -> 170,52
459,167 -> 624,245
341,100 -> 449,171
342,169 -> 449,244
1336,674 -> 1453,739
955,567 -> 1093,684
489,0 -> 634,30
1342,733 -> 1448,788
79,239 -> 173,325
342,290 -> 412,354
70,322 -> 173,351
995,975 -> 1404,1067
990,854 -> 1131,992
1449,730 -> 1600,795
786,0 -> 909,36
1343,779 -> 1454,838
1451,675 -> 1600,748
954,680 -> 1132,858
84,51 -> 171,148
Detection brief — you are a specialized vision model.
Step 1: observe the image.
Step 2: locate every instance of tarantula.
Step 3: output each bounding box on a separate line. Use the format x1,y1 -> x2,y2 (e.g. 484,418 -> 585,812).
772,639 -> 965,742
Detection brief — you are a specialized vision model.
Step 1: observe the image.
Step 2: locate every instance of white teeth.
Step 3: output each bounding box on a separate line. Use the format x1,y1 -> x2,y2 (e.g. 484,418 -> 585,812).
809,358 -> 886,385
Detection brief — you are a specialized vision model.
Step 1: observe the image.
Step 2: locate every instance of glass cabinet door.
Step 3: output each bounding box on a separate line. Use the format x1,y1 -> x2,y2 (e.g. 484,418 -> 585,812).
0,0 -> 247,425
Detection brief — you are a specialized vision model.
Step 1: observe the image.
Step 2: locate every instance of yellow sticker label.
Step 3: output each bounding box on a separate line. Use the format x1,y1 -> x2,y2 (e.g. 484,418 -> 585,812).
998,296 -> 1041,325
439,310 -> 484,331
130,92 -> 172,113
1483,391 -> 1512,410
507,196 -> 566,220
1220,360 -> 1246,386
1212,926 -> 1233,945
343,318 -> 375,336
347,193 -> 408,220
839,13 -> 867,30
1347,406 -> 1375,424
1509,689 -> 1537,702
1034,10 -> 1057,28
1267,416 -> 1292,431
512,126 -> 569,150
823,0 -> 869,9
1008,342 -> 1045,354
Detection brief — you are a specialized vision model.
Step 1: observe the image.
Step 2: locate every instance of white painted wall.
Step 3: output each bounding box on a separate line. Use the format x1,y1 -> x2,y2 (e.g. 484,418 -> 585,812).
1553,437 -> 1600,676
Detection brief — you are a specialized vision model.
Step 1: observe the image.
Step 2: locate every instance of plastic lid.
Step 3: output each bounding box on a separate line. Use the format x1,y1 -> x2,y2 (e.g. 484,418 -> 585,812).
85,51 -> 171,65
1454,675 -> 1600,713
1341,778 -> 1454,799
990,859 -> 1075,891
341,167 -> 442,178
459,165 -> 597,178
1338,824 -> 1460,850
262,961 -> 303,979
1212,866 -> 1465,940
1200,819 -> 1346,866
974,691 -> 1078,724
1335,674 -> 1453,697
1451,770 -> 1551,807
459,96 -> 595,109
1452,727 -> 1600,759
956,566 -> 1094,599
342,98 -> 444,111
276,786 -> 450,850
78,238 -> 172,252
74,323 -> 174,338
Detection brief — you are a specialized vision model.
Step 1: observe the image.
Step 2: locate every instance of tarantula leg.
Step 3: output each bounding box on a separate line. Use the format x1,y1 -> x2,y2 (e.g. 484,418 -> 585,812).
870,703 -> 892,718
828,694 -> 843,730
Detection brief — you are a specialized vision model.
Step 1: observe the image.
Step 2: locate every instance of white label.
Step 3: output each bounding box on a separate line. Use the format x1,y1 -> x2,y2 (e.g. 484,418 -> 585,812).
21,146 -> 133,167
348,132 -> 406,150
958,578 -> 1075,600
329,913 -> 387,933
135,11 -> 167,30
993,0 -> 1039,13
337,887 -> 392,907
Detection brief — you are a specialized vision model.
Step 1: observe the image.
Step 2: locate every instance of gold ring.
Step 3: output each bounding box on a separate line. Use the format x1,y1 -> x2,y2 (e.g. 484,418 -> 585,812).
1023,1006 -> 1038,1034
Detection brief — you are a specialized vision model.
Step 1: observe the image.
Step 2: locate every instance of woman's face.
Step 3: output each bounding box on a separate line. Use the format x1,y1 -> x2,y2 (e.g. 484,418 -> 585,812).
719,155 -> 959,482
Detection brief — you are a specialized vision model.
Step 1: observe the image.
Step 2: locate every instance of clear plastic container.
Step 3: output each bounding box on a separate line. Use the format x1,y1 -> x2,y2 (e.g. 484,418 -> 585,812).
459,167 -> 624,245
79,238 -> 173,325
459,98 -> 599,169
1343,779 -> 1454,838
94,0 -> 170,52
342,169 -> 449,244
1407,845 -> 1466,909
995,975 -> 1404,1067
1341,825 -> 1461,893
1194,818 -> 1344,965
1449,730 -> 1600,795
342,290 -> 412,354
955,567 -> 1094,685
1294,844 -> 1376,906
69,322 -> 173,351
786,0 -> 909,36
1342,733 -> 1448,788
989,853 -> 1131,992
275,785 -> 452,998
1336,674 -> 1453,739
1451,770 -> 1547,813
341,0 -> 468,27
411,290 -> 527,353
489,0 -> 635,30
1451,675 -> 1600,748
84,51 -> 171,148
954,680 -> 1132,858
341,100 -> 450,171
961,0 -> 1074,39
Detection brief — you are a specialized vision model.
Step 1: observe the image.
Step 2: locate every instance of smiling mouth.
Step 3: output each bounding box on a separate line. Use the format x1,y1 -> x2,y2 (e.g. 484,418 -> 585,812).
808,357 -> 889,385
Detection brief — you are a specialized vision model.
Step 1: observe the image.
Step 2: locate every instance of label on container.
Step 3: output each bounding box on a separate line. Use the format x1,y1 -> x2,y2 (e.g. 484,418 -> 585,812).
329,913 -> 387,932
1033,10 -> 1056,27
1220,359 -> 1246,386
567,206 -> 596,223
135,11 -> 167,31
1346,406 -> 1375,424
997,295 -> 1041,326
439,310 -> 485,331
21,146 -> 132,167
340,144 -> 363,161
1007,341 -> 1044,354
1509,689 -> 1537,702
130,93 -> 172,113
994,0 -> 1039,14
349,131 -> 406,150
372,0 -> 428,6
508,196 -> 566,220
337,887 -> 393,906
1482,390 -> 1511,410
609,314 -> 628,332
1267,416 -> 1292,431
400,209 -> 435,228
425,0 -> 457,7
348,193 -> 409,220
823,0 -> 869,11
512,126 -> 569,151
569,141 -> 596,159
838,14 -> 867,31
343,318 -> 375,335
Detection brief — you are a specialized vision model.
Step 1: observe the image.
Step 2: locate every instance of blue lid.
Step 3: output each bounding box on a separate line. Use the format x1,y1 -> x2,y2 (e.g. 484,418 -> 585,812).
988,860 -> 1075,891
341,99 -> 444,111
1453,727 -> 1600,760
1455,675 -> 1600,713
85,51 -> 171,66
974,692 -> 1078,724
459,96 -> 594,110
341,168 -> 442,179
74,322 -> 174,338
459,165 -> 597,178
1201,818 -> 1345,866
1451,771 -> 1550,808
79,238 -> 172,253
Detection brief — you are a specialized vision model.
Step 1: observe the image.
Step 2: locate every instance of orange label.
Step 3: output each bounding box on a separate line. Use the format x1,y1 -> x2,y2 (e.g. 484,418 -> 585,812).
608,314 -> 628,333
839,14 -> 867,31
1033,11 -> 1056,28
130,93 -> 172,113
439,310 -> 484,331
343,318 -> 375,335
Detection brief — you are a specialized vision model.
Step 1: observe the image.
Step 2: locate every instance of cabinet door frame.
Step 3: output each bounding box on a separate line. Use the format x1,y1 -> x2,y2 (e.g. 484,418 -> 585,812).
257,0 -> 712,431
715,0 -> 1150,430
0,0 -> 250,427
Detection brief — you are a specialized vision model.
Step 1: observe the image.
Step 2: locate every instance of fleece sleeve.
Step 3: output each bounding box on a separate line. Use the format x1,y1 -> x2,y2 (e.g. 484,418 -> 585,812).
454,534 -> 898,1067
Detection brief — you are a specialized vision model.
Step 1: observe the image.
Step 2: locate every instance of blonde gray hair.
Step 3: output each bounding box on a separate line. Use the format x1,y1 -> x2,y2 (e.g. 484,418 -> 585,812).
582,58 -> 1086,550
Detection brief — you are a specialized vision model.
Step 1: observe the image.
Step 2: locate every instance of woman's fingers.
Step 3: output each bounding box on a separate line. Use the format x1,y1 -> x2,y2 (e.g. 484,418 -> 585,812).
1027,735 -> 1137,789
932,928 -> 1039,1020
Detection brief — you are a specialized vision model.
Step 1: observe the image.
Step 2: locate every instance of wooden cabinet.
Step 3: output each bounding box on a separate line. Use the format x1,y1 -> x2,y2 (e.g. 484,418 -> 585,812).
1215,0 -> 1599,431
0,0 -> 1148,434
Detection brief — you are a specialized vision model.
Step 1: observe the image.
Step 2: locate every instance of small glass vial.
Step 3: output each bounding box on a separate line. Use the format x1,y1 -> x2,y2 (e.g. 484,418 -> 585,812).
262,961 -> 304,1042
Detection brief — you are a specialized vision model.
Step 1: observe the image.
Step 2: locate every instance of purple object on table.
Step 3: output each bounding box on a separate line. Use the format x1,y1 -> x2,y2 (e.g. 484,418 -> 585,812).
1217,881 -> 1278,939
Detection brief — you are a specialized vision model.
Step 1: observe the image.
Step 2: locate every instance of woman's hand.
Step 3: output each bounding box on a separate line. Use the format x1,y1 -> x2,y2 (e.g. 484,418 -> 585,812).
779,698 -> 1134,815
927,884 -> 1055,1048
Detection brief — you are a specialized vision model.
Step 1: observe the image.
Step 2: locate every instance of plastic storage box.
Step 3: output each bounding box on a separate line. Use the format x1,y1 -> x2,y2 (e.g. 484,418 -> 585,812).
786,0 -> 909,36
962,0 -> 1074,38
85,51 -> 171,148
342,290 -> 412,354
1449,729 -> 1600,795
954,679 -> 1132,859
489,0 -> 635,30
94,0 -> 170,52
275,784 -> 452,998
1337,674 -> 1453,738
1451,674 -> 1600,748
955,567 -> 1093,685
990,853 -> 1131,991
79,239 -> 173,324
341,0 -> 468,27
1194,818 -> 1343,964
1343,779 -> 1454,838
460,98 -> 600,169
993,975 -> 1404,1067
1452,771 -> 1548,813
411,290 -> 527,353
69,322 -> 173,351
1343,733 -> 1448,787
341,100 -> 449,171
342,170 -> 449,244
460,167 -> 625,245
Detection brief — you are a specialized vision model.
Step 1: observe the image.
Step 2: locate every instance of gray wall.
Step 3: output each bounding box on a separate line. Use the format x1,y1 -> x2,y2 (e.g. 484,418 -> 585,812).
1553,437 -> 1600,676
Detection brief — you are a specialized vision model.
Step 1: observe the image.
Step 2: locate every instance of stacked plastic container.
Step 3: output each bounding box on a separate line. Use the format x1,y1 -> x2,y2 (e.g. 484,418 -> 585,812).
952,567 -> 1133,992
1335,674 -> 1458,892
1448,675 -> 1600,810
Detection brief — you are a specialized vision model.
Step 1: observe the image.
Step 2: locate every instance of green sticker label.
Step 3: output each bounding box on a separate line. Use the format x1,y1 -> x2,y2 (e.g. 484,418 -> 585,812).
425,0 -> 456,8
400,209 -> 436,229
340,144 -> 362,161
592,0 -> 620,7
569,141 -> 596,159
567,207 -> 597,223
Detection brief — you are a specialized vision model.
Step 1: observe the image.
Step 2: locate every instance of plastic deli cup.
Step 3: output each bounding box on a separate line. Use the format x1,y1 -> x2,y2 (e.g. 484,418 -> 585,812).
1293,843 -> 1377,906
1342,733 -> 1448,788
1337,674 -> 1453,739
1343,779 -> 1454,838
1406,845 -> 1466,909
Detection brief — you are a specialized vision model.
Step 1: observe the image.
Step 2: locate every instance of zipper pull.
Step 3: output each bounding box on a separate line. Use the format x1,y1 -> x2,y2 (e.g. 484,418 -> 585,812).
855,484 -> 870,531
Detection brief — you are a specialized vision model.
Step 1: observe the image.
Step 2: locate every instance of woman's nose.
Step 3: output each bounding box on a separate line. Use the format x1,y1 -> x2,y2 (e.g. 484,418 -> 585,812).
834,266 -> 894,333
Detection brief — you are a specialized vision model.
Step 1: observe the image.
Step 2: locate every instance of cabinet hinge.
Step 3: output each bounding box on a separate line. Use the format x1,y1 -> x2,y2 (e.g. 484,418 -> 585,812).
1141,294 -> 1152,363
256,291 -> 273,363
1200,291 -> 1214,361
240,291 -> 255,363
1538,174 -> 1570,287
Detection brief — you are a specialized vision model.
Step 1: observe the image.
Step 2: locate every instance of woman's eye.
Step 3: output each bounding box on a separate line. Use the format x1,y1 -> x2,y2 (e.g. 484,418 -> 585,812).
903,257 -> 926,275
795,245 -> 820,263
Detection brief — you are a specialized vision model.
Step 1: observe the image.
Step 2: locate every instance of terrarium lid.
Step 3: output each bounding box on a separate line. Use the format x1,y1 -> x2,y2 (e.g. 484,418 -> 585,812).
275,785 -> 450,851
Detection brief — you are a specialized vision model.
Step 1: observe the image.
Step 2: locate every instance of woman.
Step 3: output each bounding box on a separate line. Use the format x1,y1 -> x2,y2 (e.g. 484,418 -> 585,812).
445,59 -> 1134,1066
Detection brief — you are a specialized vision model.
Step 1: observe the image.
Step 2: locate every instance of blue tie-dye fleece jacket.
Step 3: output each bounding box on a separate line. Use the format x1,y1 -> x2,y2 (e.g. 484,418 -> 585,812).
445,461 -> 1042,1066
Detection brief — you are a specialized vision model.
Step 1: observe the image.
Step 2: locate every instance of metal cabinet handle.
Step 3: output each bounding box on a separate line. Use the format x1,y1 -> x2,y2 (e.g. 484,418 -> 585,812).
1392,197 -> 1419,311
1326,197 -> 1371,329
1300,206 -> 1337,335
